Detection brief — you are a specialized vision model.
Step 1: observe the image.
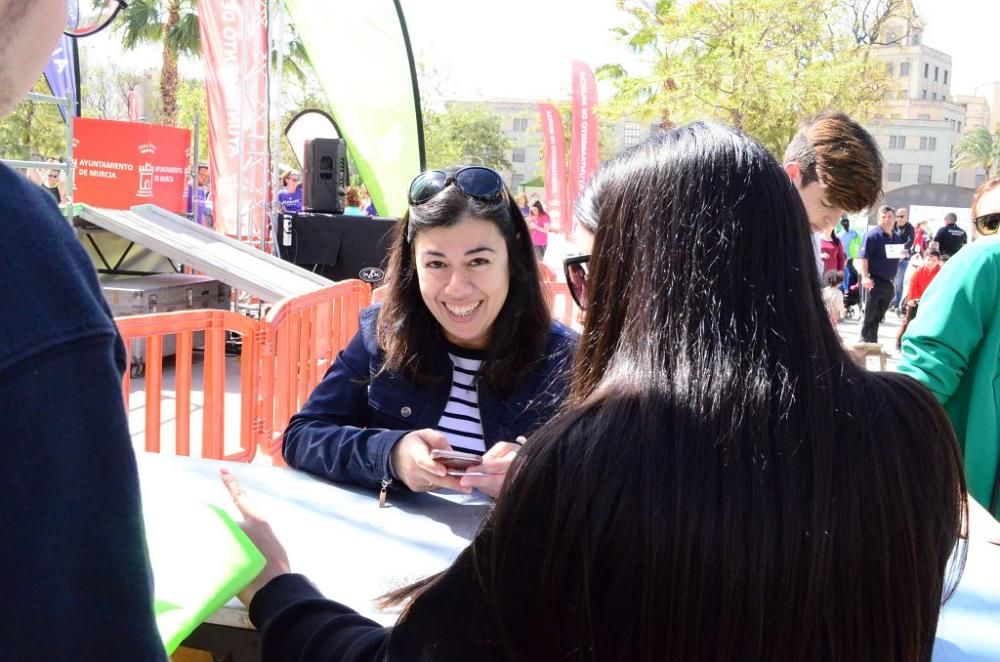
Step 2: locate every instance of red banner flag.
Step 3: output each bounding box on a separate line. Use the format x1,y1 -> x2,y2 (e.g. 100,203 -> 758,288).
538,103 -> 568,235
127,89 -> 140,122
199,0 -> 269,237
569,61 -> 599,226
72,118 -> 190,213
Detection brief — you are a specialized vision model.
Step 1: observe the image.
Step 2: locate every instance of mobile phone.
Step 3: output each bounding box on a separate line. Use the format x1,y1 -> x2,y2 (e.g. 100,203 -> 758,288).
430,449 -> 483,469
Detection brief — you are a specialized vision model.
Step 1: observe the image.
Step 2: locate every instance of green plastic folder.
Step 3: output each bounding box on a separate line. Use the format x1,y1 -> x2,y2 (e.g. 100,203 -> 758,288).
143,495 -> 266,654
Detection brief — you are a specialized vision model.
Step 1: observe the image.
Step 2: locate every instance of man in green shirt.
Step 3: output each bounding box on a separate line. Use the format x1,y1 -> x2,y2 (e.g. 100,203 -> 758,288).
899,178 -> 1000,520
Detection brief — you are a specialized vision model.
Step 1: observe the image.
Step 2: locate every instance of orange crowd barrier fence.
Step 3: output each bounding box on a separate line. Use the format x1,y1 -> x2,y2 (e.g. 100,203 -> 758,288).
257,280 -> 371,461
116,309 -> 260,463
116,276 -> 583,465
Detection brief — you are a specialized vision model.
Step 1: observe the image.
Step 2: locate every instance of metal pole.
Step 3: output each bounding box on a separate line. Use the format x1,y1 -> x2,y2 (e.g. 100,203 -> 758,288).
191,112 -> 200,222
64,90 -> 75,225
269,0 -> 285,255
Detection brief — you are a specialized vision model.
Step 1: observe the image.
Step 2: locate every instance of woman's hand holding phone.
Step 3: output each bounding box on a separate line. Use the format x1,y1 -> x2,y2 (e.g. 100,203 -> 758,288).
458,441 -> 521,499
392,429 -> 470,493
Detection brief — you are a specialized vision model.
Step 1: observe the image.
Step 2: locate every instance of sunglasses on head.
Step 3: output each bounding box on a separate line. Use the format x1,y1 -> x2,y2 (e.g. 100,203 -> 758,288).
974,213 -> 1000,236
563,253 -> 590,310
408,166 -> 505,207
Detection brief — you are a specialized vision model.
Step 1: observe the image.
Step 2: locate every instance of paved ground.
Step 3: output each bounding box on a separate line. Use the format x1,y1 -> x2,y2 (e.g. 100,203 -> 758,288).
834,303 -> 907,372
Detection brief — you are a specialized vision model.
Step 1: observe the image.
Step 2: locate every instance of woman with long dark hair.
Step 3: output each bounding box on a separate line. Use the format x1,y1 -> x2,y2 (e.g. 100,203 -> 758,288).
282,166 -> 577,499
232,124 -> 966,661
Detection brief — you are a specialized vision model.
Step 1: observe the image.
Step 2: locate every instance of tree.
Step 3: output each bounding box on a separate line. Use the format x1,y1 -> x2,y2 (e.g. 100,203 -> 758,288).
0,77 -> 68,162
599,0 -> 892,156
119,0 -> 199,126
80,64 -> 144,120
424,104 -> 512,171
119,3 -> 311,127
951,127 -> 1000,180
175,78 -> 211,162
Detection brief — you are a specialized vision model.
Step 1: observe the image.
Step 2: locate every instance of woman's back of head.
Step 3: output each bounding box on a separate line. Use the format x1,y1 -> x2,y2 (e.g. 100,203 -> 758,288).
471,122 -> 965,661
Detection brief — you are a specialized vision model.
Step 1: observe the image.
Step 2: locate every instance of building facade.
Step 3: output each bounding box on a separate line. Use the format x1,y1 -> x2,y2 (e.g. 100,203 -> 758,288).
867,5 -> 990,194
449,99 -> 651,192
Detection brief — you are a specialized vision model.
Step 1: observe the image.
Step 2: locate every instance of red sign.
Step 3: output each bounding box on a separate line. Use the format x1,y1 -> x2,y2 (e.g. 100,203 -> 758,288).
72,118 -> 191,213
569,61 -> 599,230
127,90 -> 141,122
200,0 -> 269,237
538,103 -> 568,234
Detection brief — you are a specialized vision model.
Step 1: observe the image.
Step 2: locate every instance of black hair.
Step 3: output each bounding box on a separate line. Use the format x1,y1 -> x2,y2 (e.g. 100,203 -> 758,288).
823,269 -> 844,287
376,169 -> 551,396
385,124 -> 966,660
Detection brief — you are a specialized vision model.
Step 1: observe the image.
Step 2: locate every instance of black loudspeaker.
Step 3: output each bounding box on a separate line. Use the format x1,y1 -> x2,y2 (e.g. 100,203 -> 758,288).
303,138 -> 348,213
276,213 -> 397,285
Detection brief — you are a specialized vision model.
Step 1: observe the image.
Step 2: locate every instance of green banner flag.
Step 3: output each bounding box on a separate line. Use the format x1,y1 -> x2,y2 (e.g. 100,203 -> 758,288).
284,0 -> 424,217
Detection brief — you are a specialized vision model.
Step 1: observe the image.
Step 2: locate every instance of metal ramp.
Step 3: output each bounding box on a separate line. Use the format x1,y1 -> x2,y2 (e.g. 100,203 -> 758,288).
78,204 -> 332,302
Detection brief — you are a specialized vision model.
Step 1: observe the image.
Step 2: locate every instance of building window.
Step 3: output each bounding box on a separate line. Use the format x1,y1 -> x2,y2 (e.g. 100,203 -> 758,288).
949,172 -> 958,186
511,173 -> 523,190
910,30 -> 921,45
886,62 -> 895,76
924,63 -> 929,78
889,136 -> 897,149
958,121 -> 962,132
934,66 -> 939,81
623,121 -> 642,145
512,118 -> 529,132
918,114 -> 931,120
920,137 -> 927,150
888,164 -> 903,182
949,119 -> 955,130
922,89 -> 927,99
932,92 -> 937,100
512,147 -> 526,163
898,135 -> 906,149
918,165 -> 933,184
929,137 -> 937,150
900,61 -> 910,76
944,70 -> 949,85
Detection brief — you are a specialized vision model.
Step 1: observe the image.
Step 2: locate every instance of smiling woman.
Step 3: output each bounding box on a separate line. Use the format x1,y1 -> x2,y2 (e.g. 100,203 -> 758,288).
282,166 -> 578,500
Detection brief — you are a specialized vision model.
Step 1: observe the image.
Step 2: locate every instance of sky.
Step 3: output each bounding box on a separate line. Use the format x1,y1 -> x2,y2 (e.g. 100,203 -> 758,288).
85,0 -> 1000,105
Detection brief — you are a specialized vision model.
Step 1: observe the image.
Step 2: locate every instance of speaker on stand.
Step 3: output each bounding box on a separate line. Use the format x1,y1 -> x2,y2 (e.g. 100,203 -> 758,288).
303,138 -> 348,214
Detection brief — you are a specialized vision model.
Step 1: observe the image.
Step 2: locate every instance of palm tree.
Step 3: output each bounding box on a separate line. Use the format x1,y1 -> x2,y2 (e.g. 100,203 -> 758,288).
951,126 -> 1000,180
119,2 -> 311,127
119,0 -> 199,126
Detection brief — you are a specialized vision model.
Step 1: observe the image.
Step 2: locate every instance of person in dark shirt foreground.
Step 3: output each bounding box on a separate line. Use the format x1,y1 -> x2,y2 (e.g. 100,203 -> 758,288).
224,123 -> 966,662
0,1 -> 165,658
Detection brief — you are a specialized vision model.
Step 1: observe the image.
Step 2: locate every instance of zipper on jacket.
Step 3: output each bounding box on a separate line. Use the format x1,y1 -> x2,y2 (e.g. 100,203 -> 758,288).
379,476 -> 392,508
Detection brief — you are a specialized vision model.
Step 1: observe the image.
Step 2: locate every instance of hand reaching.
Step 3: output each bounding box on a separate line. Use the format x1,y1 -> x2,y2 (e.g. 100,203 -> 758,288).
220,468 -> 292,606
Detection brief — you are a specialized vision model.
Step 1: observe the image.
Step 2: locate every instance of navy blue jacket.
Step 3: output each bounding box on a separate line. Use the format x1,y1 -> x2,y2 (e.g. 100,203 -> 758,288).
0,164 -> 165,659
283,305 -> 578,490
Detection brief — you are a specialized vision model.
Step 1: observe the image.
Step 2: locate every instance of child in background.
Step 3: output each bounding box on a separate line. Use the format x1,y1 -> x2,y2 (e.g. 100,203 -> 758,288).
896,250 -> 942,349
822,269 -> 845,327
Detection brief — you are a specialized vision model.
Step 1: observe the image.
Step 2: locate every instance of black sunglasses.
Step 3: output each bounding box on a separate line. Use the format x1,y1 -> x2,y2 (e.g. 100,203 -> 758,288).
974,213 -> 1000,236
65,0 -> 128,38
563,253 -> 590,310
408,166 -> 505,206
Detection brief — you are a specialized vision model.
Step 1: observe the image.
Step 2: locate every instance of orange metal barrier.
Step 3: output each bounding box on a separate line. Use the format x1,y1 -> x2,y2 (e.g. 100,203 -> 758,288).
116,278 -> 586,464
545,281 -> 580,329
257,280 -> 372,461
116,309 -> 260,462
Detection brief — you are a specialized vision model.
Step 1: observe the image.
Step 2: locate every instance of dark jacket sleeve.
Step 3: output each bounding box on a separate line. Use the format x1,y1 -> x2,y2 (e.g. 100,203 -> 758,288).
250,574 -> 390,662
282,330 -> 409,489
0,336 -> 166,660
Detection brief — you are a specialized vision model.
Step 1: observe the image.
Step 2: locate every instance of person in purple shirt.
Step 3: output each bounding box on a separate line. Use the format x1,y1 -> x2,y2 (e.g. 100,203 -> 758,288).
186,163 -> 212,226
278,170 -> 303,214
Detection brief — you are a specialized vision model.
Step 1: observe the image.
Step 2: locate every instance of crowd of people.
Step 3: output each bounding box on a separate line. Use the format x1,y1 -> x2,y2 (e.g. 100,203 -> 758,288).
3,2 -> 1000,660
277,169 -> 379,217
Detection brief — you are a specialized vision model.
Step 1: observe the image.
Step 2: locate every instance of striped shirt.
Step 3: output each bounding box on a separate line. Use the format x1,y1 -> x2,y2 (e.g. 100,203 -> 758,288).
436,348 -> 485,453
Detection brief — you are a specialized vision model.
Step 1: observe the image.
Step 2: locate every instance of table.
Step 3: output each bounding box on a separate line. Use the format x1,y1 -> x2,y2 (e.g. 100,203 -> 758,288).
137,453 -> 490,629
137,453 -> 1000,659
